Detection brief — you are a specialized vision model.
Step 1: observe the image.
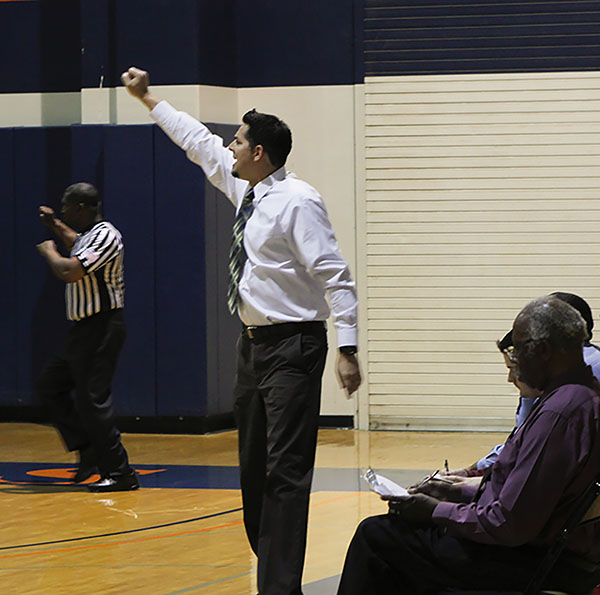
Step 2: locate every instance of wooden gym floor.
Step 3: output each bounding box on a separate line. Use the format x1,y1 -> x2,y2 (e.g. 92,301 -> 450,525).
0,423 -> 505,594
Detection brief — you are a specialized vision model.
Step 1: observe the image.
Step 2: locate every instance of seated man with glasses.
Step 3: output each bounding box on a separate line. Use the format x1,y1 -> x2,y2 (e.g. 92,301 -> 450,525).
337,296 -> 600,594
445,291 -> 600,479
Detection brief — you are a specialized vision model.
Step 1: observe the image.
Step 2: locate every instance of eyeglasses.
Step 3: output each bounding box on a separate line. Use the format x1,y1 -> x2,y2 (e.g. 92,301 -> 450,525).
504,338 -> 542,363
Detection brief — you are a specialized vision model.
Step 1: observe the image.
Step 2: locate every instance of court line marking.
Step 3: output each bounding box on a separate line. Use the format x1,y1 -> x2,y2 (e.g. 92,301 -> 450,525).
0,520 -> 245,560
0,492 -> 359,560
0,507 -> 243,552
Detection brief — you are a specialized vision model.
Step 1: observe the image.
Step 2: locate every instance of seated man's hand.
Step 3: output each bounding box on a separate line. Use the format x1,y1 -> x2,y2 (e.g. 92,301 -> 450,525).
408,477 -> 461,502
386,494 -> 439,524
441,465 -> 482,478
445,475 -> 482,489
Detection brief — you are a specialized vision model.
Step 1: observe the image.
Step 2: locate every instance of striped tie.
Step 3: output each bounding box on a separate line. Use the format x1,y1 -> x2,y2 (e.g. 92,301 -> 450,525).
227,188 -> 255,314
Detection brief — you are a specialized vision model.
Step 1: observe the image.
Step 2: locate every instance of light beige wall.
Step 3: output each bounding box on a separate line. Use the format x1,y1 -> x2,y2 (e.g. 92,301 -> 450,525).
364,71 -> 600,431
0,93 -> 81,126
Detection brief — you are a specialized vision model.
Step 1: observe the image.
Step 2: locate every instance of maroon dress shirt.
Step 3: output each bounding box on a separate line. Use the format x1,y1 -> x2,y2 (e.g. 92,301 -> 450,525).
433,365 -> 600,562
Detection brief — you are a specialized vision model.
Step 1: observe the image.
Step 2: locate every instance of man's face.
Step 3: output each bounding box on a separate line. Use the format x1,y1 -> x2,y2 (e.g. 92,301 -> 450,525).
511,314 -> 549,391
228,124 -> 256,180
61,197 -> 81,228
502,352 -> 541,399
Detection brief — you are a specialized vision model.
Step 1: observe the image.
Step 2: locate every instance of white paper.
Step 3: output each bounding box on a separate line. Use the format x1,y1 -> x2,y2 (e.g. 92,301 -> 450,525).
363,467 -> 410,498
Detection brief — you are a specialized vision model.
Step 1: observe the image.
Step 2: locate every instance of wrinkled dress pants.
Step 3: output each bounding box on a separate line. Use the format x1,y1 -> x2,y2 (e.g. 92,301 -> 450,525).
233,323 -> 327,595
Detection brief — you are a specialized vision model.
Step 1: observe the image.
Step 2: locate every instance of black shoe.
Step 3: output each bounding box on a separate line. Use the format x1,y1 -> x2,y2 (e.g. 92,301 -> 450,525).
73,446 -> 99,483
87,470 -> 140,492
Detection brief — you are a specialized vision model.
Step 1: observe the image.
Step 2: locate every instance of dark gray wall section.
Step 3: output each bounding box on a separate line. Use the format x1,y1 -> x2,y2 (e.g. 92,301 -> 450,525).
365,0 -> 600,75
204,124 -> 239,417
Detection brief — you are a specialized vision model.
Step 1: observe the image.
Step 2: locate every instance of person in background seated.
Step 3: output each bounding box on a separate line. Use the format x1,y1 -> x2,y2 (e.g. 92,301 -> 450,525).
446,291 -> 600,479
337,296 -> 600,594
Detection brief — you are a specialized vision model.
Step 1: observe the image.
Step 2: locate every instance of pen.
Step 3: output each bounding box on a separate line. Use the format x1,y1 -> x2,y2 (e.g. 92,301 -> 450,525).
416,469 -> 454,490
416,469 -> 440,489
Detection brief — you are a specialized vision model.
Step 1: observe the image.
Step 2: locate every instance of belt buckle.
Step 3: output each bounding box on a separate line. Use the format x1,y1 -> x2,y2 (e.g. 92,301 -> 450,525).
246,326 -> 256,340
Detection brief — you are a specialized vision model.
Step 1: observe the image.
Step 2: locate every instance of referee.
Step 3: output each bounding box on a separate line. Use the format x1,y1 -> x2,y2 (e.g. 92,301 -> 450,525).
36,182 -> 138,492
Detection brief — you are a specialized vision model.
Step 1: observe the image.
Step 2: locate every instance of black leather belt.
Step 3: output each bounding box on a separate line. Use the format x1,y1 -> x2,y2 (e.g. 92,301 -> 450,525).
243,321 -> 325,342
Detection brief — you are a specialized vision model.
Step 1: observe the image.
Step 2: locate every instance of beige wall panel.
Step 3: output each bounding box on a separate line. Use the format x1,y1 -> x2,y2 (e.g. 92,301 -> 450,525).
364,71 -> 600,90
368,156 -> 600,168
0,92 -> 81,127
363,71 -> 600,431
366,133 -> 600,147
367,145 -> 600,157
366,101 -> 600,115
367,243 -> 599,255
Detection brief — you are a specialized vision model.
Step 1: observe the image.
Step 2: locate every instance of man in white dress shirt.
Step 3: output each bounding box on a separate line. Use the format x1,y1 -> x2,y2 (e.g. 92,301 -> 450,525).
122,66 -> 361,595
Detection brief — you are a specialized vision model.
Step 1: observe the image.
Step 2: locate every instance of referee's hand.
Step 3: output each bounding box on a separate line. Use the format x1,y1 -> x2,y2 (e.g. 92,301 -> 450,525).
336,353 -> 362,398
39,205 -> 56,228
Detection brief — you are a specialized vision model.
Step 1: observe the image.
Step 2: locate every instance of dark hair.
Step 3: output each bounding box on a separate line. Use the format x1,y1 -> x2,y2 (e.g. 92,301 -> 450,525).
63,182 -> 100,207
242,109 -> 292,169
549,291 -> 594,340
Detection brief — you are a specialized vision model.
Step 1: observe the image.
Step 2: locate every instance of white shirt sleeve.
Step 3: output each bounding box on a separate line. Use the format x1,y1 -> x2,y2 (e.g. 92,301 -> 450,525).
150,101 -> 247,207
289,195 -> 358,346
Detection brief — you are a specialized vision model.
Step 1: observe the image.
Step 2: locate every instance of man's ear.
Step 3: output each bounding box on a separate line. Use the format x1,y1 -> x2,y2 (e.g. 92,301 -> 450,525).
252,144 -> 264,162
537,338 -> 553,362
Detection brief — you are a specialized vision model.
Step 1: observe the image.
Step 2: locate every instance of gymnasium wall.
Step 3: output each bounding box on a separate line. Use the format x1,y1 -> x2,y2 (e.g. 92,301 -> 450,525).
361,1 -> 600,431
0,0 -> 362,424
3,0 -> 600,431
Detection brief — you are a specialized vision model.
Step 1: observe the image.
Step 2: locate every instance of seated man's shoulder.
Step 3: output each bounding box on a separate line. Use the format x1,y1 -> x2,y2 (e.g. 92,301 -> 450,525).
544,382 -> 600,418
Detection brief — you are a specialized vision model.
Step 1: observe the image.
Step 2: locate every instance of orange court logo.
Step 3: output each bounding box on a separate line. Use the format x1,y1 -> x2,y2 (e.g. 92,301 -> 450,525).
0,466 -> 165,486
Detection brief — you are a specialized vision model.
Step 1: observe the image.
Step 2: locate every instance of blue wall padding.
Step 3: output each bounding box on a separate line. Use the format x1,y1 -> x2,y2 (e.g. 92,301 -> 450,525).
70,125 -> 106,190
0,130 -> 17,405
153,127 -> 208,416
103,125 -> 156,416
13,128 -> 72,405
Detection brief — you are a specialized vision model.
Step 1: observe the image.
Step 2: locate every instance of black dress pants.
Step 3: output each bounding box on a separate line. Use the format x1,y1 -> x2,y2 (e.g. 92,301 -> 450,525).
37,309 -> 131,476
336,514 -> 597,595
233,322 -> 328,595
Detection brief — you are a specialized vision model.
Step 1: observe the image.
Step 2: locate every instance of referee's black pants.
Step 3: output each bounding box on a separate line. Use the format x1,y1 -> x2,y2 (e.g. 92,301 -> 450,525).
233,322 -> 327,595
37,309 -> 131,476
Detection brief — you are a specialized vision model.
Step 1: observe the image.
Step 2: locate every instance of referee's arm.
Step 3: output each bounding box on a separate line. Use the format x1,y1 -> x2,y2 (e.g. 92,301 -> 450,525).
36,240 -> 85,283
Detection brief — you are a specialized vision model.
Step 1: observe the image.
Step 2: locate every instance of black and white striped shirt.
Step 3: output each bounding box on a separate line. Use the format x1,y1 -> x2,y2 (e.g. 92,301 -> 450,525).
66,221 -> 125,321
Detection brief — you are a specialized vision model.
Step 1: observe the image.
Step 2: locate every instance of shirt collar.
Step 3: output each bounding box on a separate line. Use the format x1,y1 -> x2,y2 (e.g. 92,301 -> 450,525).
252,166 -> 287,202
